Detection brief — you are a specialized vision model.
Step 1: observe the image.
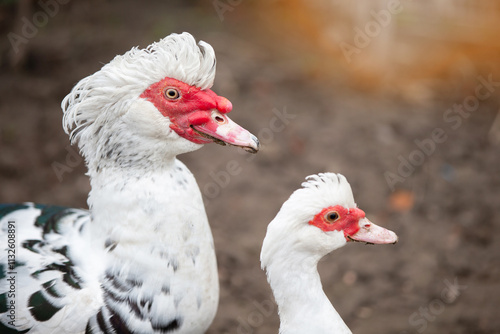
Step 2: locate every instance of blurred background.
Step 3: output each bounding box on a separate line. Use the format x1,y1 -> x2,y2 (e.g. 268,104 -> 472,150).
1,0 -> 499,333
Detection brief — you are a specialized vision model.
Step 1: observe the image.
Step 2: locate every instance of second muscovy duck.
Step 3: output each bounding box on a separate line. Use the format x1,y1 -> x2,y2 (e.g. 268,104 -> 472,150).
261,173 -> 397,334
0,32 -> 259,334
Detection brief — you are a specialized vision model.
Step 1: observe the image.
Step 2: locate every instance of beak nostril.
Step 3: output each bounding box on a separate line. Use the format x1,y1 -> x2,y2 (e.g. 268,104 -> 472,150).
211,110 -> 228,125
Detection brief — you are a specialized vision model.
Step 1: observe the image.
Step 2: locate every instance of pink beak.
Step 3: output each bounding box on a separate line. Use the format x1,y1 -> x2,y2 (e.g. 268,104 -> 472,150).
348,218 -> 398,245
191,110 -> 260,153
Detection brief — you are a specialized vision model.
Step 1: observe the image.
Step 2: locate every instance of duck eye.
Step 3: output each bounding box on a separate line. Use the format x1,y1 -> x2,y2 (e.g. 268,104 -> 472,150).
325,211 -> 339,223
164,88 -> 180,100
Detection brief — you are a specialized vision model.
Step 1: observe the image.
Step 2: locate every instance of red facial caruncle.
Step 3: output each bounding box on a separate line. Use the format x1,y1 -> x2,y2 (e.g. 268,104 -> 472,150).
140,77 -> 259,152
308,205 -> 365,240
308,205 -> 398,244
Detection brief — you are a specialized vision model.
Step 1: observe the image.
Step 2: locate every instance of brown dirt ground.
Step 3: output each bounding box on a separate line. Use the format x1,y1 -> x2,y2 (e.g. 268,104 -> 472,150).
1,1 -> 499,333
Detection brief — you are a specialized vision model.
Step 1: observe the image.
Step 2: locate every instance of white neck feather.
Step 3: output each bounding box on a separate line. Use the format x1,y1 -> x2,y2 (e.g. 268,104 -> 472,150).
87,157 -> 206,245
264,248 -> 352,334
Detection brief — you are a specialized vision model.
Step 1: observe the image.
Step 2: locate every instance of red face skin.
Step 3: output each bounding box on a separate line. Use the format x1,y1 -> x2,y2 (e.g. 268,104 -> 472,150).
308,205 -> 366,241
140,77 -> 233,144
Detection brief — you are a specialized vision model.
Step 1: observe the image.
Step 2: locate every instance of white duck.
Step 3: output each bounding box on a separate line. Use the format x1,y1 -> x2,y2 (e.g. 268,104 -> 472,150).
261,173 -> 397,334
0,32 -> 259,334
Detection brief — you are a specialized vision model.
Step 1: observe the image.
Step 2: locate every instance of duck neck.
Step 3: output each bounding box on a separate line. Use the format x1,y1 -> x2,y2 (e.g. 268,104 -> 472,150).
86,154 -> 206,240
265,251 -> 351,334
82,155 -> 219,333
83,157 -> 213,283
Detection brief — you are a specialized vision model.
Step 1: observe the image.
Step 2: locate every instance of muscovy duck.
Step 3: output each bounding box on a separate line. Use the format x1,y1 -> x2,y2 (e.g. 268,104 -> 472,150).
261,173 -> 397,334
0,32 -> 259,334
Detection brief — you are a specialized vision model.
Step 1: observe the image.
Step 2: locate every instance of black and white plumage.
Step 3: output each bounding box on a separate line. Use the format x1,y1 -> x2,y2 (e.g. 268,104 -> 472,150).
0,32 -> 259,334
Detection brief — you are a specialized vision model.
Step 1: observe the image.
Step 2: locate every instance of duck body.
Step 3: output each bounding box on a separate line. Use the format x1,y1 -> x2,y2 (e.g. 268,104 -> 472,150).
1,160 -> 217,334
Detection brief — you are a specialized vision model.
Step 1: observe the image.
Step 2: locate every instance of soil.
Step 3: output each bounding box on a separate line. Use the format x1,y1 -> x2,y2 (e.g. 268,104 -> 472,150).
1,1 -> 499,333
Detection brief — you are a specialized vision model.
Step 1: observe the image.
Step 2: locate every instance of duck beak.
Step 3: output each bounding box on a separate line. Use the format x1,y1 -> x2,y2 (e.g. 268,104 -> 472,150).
347,218 -> 398,245
191,110 -> 260,153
